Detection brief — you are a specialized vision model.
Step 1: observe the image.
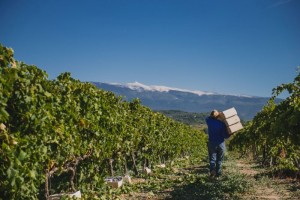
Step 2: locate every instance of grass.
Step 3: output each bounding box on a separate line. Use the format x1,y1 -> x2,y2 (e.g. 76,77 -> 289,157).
165,172 -> 251,200
80,152 -> 300,199
113,154 -> 253,200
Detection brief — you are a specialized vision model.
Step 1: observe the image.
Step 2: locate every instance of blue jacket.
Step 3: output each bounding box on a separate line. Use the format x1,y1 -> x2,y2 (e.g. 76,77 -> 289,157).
205,116 -> 230,144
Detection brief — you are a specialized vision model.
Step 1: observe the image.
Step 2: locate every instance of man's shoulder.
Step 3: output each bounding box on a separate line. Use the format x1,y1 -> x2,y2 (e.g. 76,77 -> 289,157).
207,117 -> 225,125
206,116 -> 214,123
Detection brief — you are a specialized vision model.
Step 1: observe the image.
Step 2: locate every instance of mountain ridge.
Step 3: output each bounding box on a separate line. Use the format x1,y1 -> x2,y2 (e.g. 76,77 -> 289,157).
91,82 -> 276,120
106,81 -> 254,97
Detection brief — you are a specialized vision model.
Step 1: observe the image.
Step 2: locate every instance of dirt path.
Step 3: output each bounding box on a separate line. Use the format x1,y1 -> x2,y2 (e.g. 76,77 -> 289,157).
235,159 -> 296,200
117,155 -> 300,200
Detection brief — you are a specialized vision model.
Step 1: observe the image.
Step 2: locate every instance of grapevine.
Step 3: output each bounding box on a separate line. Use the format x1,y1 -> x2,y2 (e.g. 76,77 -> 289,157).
230,68 -> 300,176
0,44 -> 207,199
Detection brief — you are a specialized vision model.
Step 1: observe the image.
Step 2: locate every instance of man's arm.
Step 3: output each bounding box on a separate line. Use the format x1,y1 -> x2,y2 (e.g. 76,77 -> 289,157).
221,122 -> 230,139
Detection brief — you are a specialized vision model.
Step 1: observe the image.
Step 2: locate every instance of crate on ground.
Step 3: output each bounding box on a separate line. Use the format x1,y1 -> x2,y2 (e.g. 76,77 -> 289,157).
48,190 -> 81,200
123,175 -> 132,184
105,176 -> 123,188
155,164 -> 166,168
144,167 -> 152,175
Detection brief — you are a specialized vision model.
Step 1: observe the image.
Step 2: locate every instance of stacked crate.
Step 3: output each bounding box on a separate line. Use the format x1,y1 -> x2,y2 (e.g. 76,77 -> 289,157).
218,107 -> 243,135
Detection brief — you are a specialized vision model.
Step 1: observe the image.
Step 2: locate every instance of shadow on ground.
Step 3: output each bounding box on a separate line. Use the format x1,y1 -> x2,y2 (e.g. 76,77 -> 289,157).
162,165 -> 250,200
164,177 -> 232,200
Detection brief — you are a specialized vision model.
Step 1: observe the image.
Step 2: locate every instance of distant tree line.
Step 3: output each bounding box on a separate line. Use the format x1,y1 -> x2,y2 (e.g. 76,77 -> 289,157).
157,110 -> 209,126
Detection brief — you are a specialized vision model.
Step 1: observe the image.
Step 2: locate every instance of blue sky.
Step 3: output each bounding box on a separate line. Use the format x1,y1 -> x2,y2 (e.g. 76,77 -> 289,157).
1,0 -> 299,97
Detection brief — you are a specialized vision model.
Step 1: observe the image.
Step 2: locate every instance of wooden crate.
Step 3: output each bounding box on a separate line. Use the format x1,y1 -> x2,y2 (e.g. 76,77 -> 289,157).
123,175 -> 132,184
107,180 -> 123,188
224,115 -> 241,126
223,107 -> 237,118
48,190 -> 81,200
219,107 -> 243,134
227,122 -> 243,133
105,177 -> 123,188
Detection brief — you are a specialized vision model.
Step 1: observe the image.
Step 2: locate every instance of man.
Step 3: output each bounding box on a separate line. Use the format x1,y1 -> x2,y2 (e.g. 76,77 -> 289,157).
205,110 -> 231,177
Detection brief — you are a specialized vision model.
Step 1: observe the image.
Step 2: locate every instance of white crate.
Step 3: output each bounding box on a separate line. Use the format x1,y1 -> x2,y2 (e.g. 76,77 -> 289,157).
218,107 -> 243,134
123,175 -> 132,184
48,191 -> 81,200
105,177 -> 123,188
225,115 -> 240,126
107,180 -> 123,188
144,167 -> 152,175
222,107 -> 237,118
227,122 -> 243,134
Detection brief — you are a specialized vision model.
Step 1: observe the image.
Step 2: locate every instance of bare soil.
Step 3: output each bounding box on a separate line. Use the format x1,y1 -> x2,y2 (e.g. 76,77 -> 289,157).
236,159 -> 299,200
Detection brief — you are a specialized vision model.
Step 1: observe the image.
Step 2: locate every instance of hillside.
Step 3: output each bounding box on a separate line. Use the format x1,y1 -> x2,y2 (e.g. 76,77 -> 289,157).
92,82 -> 281,120
157,110 -> 208,126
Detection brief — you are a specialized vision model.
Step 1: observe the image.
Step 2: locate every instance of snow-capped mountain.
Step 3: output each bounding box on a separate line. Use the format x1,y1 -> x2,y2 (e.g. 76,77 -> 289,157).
91,81 -> 276,120
120,81 -> 215,96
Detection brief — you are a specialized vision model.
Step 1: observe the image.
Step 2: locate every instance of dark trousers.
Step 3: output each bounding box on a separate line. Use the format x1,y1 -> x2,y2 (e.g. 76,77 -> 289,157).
208,141 -> 225,176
